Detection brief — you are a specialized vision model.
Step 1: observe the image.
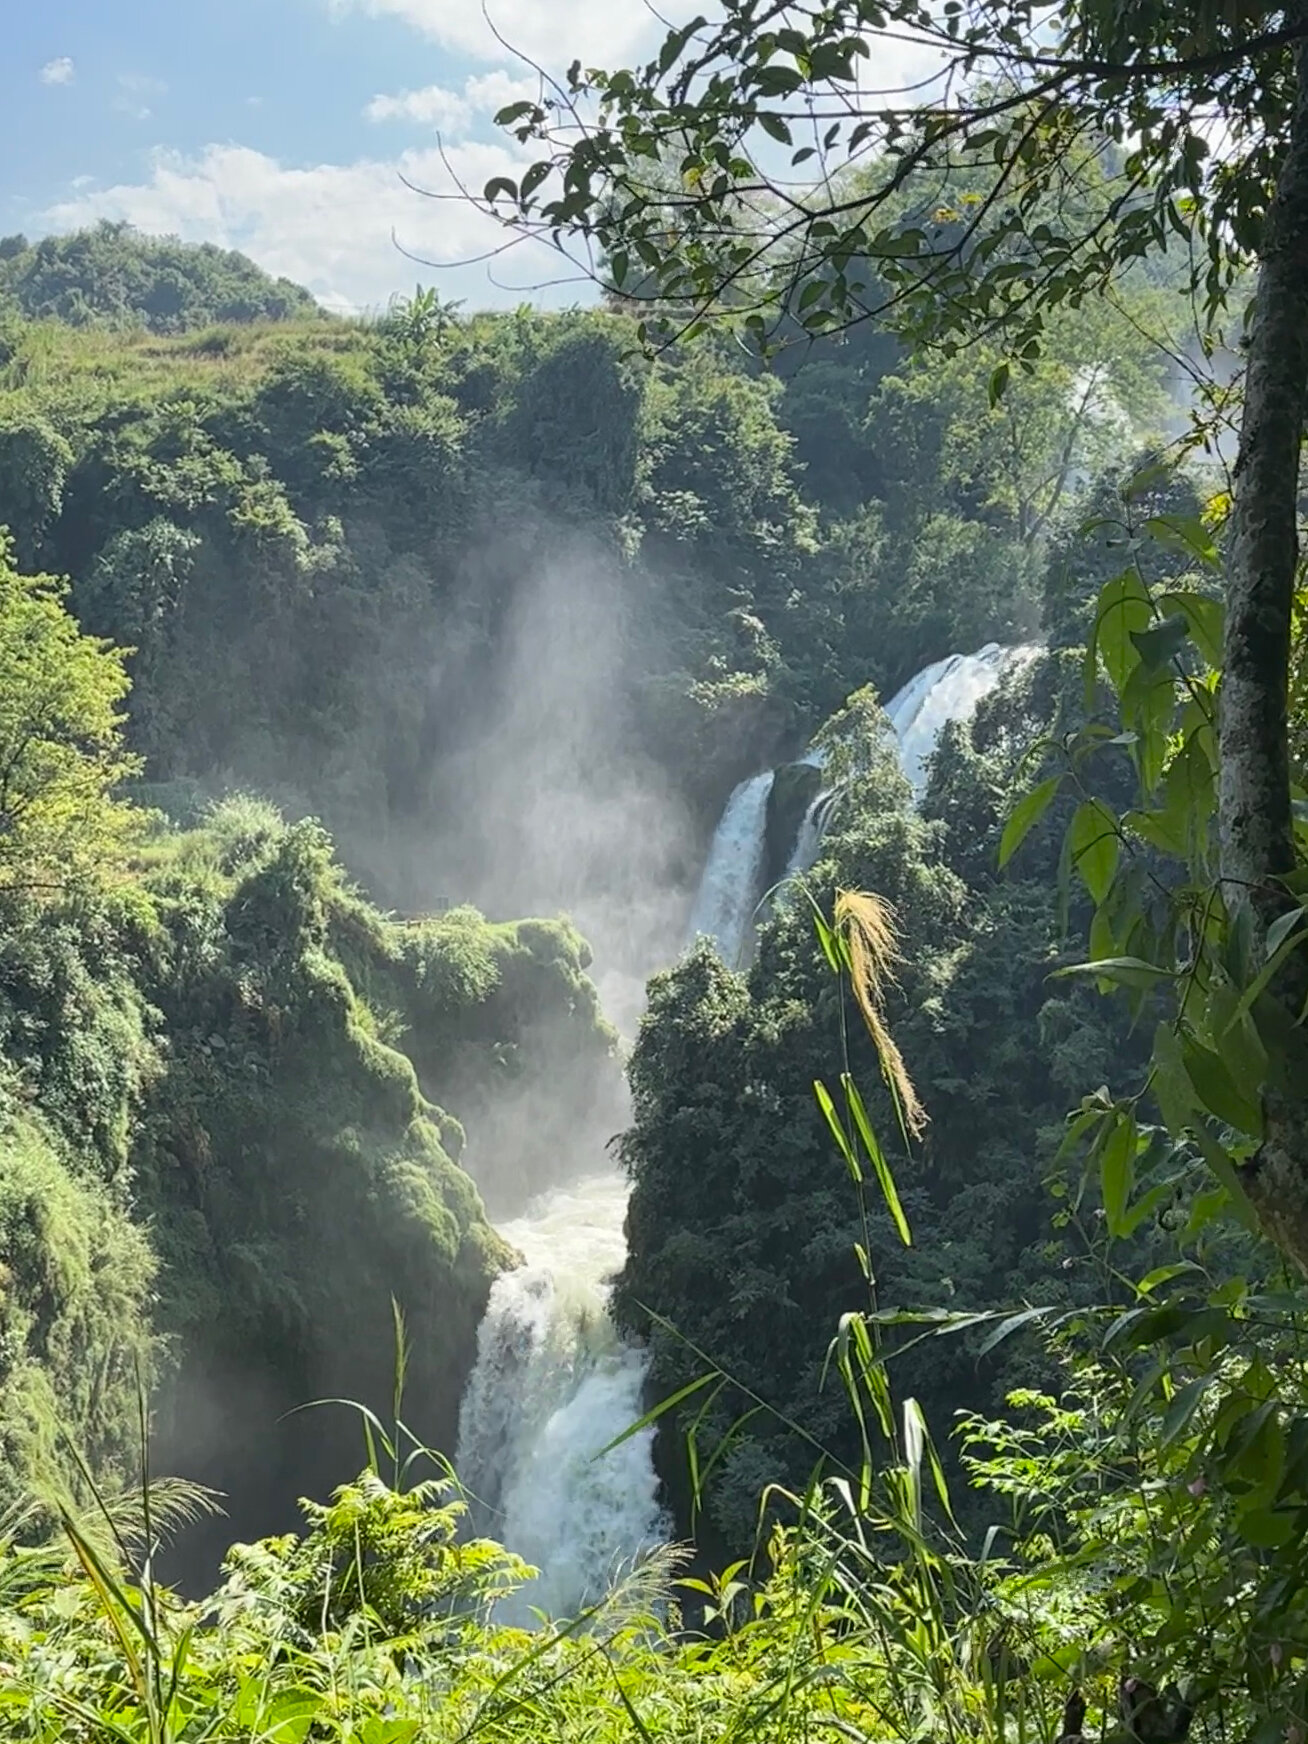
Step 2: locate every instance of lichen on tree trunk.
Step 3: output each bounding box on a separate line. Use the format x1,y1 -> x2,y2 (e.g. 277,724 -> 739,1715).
1221,6 -> 1308,1271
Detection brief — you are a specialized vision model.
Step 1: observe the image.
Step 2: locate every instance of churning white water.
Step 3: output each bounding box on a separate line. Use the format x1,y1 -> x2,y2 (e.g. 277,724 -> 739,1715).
785,641 -> 1040,877
454,1174 -> 668,1624
785,787 -> 837,879
884,642 -> 1030,798
684,769 -> 776,966
454,640 -> 1037,1622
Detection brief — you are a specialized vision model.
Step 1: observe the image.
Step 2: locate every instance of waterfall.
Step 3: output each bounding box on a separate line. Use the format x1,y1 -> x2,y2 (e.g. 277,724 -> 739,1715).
453,638 -> 1038,1624
784,787 -> 837,879
786,641 -> 1039,876
884,641 -> 1021,799
684,770 -> 776,964
454,1174 -> 668,1624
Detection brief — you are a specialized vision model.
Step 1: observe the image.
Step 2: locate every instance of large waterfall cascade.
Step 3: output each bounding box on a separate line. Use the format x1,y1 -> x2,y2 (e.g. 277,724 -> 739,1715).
455,640 -> 1036,1622
454,1175 -> 668,1624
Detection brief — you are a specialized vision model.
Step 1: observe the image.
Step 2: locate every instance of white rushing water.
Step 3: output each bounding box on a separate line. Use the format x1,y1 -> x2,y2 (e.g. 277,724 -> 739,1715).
454,640 -> 1037,1622
785,641 -> 1040,878
886,641 -> 1014,798
684,769 -> 776,967
784,787 -> 837,880
454,1174 -> 668,1624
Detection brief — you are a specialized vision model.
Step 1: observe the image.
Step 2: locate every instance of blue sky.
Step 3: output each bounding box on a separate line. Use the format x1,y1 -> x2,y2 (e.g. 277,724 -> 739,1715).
5,0 -> 660,311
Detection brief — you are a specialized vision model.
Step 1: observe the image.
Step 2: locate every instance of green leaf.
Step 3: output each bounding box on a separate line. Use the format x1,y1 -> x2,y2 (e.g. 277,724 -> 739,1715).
1265,905 -> 1307,960
988,362 -> 1011,406
843,1072 -> 911,1245
1125,806 -> 1186,858
1130,613 -> 1190,675
757,110 -> 793,144
1228,1409 -> 1286,1505
1069,800 -> 1119,903
1099,1113 -> 1136,1237
262,1692 -> 320,1744
658,15 -> 706,73
1181,1035 -> 1263,1136
1138,1261 -> 1206,1297
1055,956 -> 1176,989
815,1078 -> 859,1178
976,1305 -> 1052,1355
519,160 -> 550,200
1218,923 -> 1308,1038
1096,568 -> 1152,693
998,775 -> 1062,868
361,1722 -> 422,1744
1159,589 -> 1223,665
592,1373 -> 717,1459
1154,1024 -> 1261,1230
1055,1104 -> 1110,1164
904,1396 -> 955,1525
812,908 -> 841,974
1145,513 -> 1219,569
1118,1181 -> 1176,1236
1160,1375 -> 1211,1448
1236,1508 -> 1295,1548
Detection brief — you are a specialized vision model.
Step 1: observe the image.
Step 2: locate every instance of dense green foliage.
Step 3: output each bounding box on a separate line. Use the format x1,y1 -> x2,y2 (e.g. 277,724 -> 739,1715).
0,416 -> 622,1555
0,227 -> 1173,887
0,538 -> 141,886
615,652 -> 1137,1546
0,225 -> 1186,1566
0,768 -> 620,1560
5,205 -> 1307,1742
0,223 -> 319,334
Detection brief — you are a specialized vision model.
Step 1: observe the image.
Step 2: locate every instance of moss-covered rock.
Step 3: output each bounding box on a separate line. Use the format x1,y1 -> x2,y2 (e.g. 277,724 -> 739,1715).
0,1105 -> 155,1513
332,901 -> 626,1214
0,796 -> 619,1579
764,761 -> 823,887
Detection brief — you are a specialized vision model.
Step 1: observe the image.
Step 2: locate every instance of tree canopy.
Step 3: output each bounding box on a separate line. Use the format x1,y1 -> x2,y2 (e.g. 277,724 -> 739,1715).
0,222 -> 320,333
0,539 -> 141,889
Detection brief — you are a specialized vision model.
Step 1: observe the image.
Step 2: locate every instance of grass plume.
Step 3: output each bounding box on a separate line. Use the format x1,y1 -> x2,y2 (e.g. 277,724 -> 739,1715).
834,890 -> 927,1140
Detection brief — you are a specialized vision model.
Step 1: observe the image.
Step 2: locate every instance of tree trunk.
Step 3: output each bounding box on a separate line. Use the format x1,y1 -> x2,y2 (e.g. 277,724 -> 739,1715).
1222,6 -> 1308,1270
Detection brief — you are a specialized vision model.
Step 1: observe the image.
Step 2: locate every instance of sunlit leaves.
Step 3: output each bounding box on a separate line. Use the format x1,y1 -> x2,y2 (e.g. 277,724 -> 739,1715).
1093,566 -> 1152,693
1145,513 -> 1220,570
998,774 -> 1062,867
0,541 -> 143,889
815,1073 -> 913,1245
1006,492 -> 1300,1249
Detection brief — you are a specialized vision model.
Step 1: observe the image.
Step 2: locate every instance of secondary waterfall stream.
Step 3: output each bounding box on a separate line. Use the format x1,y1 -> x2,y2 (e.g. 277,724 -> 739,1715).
454,640 -> 1036,1619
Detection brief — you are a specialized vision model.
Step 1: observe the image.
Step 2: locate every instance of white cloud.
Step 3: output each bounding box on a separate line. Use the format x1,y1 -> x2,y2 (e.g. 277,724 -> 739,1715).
364,69 -> 541,134
464,70 -> 541,115
40,57 -> 76,86
365,83 -> 471,131
42,141 -> 586,314
332,0 -> 656,70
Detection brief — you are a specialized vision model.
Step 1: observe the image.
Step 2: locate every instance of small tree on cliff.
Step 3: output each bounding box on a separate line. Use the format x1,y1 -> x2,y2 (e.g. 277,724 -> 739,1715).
0,534 -> 142,890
